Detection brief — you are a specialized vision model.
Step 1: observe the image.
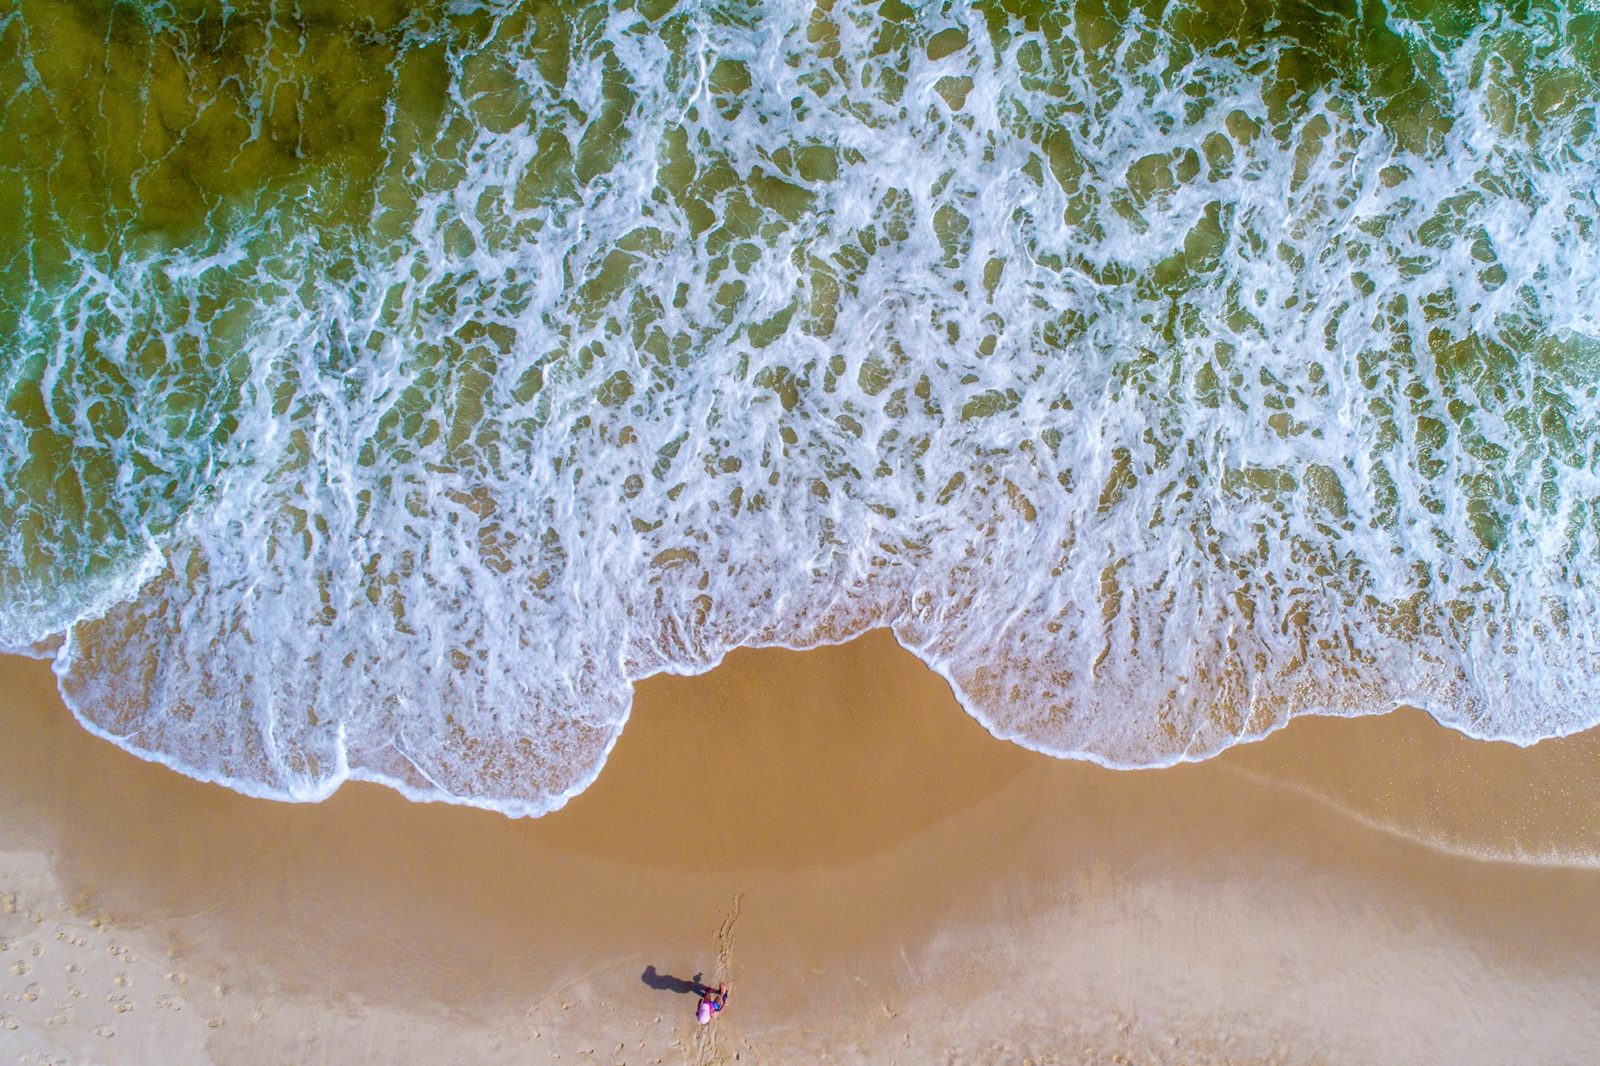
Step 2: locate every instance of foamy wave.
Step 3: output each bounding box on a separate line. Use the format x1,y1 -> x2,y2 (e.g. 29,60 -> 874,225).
4,0 -> 1600,813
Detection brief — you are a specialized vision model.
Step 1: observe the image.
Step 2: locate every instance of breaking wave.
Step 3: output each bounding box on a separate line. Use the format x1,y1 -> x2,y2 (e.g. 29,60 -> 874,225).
2,0 -> 1599,814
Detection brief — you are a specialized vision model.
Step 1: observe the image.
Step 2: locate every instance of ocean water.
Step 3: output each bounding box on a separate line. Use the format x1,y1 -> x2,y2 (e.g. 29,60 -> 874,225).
1,0 -> 1597,815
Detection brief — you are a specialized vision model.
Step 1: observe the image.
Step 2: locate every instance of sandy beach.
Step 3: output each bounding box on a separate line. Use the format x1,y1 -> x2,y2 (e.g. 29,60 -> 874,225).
6,1 -> 1598,1063
4,630 -> 1600,1064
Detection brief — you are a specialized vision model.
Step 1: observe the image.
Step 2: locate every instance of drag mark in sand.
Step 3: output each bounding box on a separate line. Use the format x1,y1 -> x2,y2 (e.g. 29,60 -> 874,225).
715,892 -> 743,985
693,892 -> 744,1066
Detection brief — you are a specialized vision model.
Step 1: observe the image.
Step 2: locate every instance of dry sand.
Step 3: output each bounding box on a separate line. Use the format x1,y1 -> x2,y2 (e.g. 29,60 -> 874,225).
3,629 -> 1600,1064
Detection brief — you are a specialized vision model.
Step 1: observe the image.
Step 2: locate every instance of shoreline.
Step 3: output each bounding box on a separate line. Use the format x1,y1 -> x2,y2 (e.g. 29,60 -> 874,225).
5,630 -> 1600,1062
31,617 -> 1599,822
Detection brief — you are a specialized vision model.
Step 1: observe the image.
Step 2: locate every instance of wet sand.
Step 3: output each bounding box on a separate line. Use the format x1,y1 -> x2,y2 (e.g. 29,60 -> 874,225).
3,630 -> 1600,1063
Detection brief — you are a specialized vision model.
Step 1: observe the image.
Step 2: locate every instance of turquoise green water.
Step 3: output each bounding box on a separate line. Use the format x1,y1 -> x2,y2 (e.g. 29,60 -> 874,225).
2,0 -> 1598,813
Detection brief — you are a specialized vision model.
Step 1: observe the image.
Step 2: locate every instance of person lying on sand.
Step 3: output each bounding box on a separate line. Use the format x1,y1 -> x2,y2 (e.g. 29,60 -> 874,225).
696,981 -> 729,1024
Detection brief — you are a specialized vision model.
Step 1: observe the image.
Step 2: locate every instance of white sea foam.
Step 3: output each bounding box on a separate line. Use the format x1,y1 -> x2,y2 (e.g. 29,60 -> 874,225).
4,1 -> 1600,814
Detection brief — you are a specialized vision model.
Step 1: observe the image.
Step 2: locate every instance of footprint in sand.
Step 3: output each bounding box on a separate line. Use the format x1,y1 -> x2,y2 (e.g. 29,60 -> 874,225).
114,973 -> 132,988
164,971 -> 187,986
94,1025 -> 114,1038
9,960 -> 30,976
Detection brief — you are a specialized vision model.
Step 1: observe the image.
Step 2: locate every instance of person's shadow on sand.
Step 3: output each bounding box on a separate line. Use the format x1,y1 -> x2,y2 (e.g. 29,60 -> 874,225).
641,965 -> 708,996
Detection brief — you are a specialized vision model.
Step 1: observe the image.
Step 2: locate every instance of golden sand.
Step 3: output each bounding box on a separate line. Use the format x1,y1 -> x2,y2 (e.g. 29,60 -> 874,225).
3,632 -> 1600,1063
